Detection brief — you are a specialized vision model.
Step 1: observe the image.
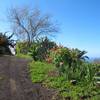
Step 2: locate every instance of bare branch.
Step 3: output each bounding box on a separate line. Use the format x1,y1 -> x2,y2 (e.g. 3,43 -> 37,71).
8,7 -> 59,44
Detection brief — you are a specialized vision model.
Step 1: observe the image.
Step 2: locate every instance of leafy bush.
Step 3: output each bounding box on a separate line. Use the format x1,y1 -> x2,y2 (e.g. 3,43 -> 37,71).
28,43 -> 39,61
29,37 -> 57,61
16,41 -> 29,54
48,46 -> 98,82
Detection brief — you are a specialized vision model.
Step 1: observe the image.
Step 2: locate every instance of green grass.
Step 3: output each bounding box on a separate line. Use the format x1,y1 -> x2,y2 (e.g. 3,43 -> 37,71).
29,61 -> 100,100
91,95 -> 100,100
16,53 -> 32,59
29,61 -> 56,83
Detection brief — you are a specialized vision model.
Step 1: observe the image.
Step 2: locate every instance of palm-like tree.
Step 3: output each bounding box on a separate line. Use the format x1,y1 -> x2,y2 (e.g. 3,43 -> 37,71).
68,49 -> 89,79
0,32 -> 15,55
77,49 -> 89,61
69,48 -> 89,72
71,49 -> 88,62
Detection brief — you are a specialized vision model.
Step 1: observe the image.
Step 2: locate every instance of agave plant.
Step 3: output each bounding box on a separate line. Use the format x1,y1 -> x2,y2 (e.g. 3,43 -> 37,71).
0,32 -> 15,55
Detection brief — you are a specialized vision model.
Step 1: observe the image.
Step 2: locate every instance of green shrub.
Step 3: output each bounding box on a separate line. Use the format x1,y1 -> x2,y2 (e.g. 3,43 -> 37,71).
16,42 -> 29,54
28,43 -> 39,61
29,37 -> 57,61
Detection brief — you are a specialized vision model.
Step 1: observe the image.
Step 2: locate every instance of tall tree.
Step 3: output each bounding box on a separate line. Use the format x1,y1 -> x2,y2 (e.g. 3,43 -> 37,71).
8,7 -> 58,45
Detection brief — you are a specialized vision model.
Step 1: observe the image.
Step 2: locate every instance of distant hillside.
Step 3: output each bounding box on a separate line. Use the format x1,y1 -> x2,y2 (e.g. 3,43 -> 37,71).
89,57 -> 100,64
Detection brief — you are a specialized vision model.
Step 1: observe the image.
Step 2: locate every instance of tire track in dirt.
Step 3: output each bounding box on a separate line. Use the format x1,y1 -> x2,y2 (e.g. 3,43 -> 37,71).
8,56 -> 36,100
9,57 -> 26,100
0,56 -> 11,100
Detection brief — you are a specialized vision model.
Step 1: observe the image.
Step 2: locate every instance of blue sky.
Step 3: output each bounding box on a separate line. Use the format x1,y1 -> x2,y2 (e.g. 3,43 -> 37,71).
0,0 -> 100,57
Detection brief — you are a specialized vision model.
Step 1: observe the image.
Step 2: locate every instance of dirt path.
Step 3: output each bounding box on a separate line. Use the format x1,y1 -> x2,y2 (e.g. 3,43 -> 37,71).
0,56 -> 57,100
0,56 -> 34,100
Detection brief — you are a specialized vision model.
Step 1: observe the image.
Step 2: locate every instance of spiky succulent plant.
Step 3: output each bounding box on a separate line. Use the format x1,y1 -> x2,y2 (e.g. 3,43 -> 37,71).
0,32 -> 15,55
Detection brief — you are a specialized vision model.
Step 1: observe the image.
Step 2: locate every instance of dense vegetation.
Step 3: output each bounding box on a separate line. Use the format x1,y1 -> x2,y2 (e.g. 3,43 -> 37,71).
0,32 -> 15,55
16,37 -> 100,100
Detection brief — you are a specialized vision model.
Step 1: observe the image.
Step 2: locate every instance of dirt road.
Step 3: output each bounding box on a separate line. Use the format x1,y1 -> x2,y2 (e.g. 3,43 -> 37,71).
0,56 -> 56,100
0,56 -> 35,100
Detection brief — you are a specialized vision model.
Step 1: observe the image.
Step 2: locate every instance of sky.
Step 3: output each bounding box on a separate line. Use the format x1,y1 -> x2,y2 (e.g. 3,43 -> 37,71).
0,0 -> 100,57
